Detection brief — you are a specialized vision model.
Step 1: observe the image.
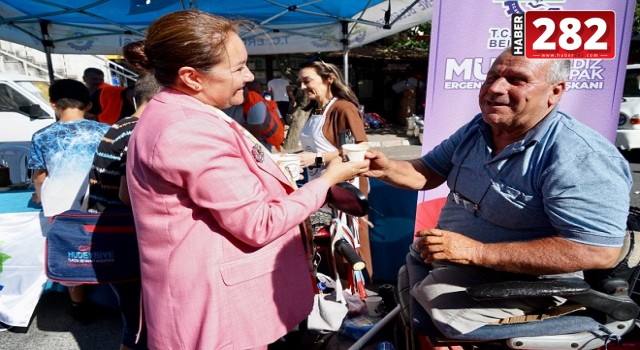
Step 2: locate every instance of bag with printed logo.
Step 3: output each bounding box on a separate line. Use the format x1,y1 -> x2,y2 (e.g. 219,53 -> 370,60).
45,210 -> 140,284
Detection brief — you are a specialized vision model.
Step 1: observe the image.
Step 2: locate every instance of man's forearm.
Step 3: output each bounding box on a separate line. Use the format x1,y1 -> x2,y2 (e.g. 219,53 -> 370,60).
381,159 -> 444,191
376,159 -> 425,190
478,236 -> 621,275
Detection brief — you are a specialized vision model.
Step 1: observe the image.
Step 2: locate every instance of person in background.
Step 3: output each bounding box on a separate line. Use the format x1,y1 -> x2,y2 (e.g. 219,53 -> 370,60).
296,59 -> 373,280
124,10 -> 368,349
268,74 -> 291,123
82,67 -> 105,95
87,84 -> 136,125
225,80 -> 279,151
362,50 -> 632,346
27,79 -> 109,323
87,42 -> 161,350
83,67 -> 136,125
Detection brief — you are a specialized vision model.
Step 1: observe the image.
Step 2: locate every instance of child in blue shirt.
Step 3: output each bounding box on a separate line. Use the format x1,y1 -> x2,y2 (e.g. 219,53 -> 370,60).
28,78 -> 109,323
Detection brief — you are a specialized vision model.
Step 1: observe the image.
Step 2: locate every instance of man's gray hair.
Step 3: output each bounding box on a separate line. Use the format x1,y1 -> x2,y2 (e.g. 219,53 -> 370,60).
548,59 -> 571,83
500,48 -> 570,83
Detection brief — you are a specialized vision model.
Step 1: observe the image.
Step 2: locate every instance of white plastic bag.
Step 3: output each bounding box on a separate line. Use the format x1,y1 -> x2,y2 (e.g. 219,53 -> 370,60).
307,291 -> 348,331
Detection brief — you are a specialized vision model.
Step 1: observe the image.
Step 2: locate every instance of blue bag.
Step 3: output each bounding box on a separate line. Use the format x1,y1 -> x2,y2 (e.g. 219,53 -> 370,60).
45,210 -> 140,284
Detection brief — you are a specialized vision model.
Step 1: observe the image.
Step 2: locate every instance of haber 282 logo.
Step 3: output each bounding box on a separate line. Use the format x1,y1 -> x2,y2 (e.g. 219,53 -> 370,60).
511,8 -> 616,59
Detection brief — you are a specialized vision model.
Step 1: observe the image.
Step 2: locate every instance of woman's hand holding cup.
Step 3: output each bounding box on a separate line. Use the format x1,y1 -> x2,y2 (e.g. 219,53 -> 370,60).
320,156 -> 369,185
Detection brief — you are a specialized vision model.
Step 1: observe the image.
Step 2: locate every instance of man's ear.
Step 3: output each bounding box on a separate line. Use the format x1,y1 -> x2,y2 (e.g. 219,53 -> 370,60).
548,81 -> 565,106
84,102 -> 93,112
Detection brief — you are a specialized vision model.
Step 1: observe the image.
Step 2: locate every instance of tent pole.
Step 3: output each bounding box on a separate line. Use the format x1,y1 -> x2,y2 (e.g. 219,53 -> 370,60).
39,20 -> 55,83
43,47 -> 54,84
340,21 -> 349,85
343,48 -> 349,85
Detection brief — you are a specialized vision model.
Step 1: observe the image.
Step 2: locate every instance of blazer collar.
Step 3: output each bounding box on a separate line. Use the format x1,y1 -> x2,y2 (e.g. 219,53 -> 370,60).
154,88 -> 294,190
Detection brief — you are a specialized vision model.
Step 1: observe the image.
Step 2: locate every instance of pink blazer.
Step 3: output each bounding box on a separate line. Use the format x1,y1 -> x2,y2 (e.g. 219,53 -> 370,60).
127,89 -> 330,349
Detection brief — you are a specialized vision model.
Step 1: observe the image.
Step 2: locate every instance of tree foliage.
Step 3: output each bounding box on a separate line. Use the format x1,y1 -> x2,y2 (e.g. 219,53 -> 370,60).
385,22 -> 431,52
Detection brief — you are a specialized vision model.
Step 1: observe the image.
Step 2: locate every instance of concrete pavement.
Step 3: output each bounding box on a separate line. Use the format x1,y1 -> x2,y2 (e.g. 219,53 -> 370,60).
365,125 -> 423,160
0,290 -> 122,350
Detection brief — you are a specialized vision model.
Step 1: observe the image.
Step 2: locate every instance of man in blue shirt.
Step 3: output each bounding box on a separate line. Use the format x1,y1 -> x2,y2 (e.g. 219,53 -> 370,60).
362,50 -> 632,339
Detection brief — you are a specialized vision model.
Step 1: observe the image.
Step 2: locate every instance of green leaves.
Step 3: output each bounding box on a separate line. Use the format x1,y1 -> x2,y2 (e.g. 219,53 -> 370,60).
386,22 -> 431,52
0,252 -> 10,274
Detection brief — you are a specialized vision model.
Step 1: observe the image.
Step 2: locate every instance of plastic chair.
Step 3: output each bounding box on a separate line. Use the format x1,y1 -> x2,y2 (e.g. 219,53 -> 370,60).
396,207 -> 640,350
0,143 -> 31,184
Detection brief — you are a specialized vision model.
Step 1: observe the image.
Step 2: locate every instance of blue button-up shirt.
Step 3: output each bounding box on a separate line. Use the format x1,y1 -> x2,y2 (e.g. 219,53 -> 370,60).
422,108 -> 632,247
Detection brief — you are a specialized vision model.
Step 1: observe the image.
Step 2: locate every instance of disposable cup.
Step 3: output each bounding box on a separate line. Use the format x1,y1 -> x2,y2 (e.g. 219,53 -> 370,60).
342,143 -> 369,162
365,295 -> 384,317
277,154 -> 302,179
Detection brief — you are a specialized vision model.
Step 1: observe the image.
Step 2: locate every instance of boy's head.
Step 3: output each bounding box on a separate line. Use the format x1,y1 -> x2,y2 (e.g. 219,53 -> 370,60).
49,79 -> 91,111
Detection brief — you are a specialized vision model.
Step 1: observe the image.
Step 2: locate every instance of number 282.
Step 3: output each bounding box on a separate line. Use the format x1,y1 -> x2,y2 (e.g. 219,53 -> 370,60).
532,16 -> 608,51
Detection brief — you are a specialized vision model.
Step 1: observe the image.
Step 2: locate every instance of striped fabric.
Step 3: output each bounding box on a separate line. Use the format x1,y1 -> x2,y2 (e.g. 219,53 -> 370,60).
88,116 -> 138,213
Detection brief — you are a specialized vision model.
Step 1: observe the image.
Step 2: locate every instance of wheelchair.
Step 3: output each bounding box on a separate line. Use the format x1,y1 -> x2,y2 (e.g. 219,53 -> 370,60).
395,207 -> 640,350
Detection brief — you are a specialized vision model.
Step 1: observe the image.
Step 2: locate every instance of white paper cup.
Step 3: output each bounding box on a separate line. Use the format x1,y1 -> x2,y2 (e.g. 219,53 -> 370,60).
277,154 -> 301,179
342,143 -> 369,162
365,295 -> 384,317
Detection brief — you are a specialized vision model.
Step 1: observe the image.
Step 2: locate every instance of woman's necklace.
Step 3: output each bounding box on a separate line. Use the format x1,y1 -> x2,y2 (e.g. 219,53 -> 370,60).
314,98 -> 333,115
314,103 -> 327,115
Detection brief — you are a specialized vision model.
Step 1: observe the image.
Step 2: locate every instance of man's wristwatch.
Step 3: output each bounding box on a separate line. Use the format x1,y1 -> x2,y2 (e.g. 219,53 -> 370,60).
314,152 -> 324,167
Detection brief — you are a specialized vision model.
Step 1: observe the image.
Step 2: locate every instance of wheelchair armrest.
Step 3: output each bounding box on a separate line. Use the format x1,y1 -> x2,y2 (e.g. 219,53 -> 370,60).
467,278 -> 640,321
467,278 -> 590,299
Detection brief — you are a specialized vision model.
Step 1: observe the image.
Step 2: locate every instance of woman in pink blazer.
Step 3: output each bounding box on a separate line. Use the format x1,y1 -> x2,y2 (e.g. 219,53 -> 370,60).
124,10 -> 369,350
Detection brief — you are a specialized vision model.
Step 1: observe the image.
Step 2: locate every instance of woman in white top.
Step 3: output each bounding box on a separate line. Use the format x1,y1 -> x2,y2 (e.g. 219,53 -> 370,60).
297,59 -> 373,279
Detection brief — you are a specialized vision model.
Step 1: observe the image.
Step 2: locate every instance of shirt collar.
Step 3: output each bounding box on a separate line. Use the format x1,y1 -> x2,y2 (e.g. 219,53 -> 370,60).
525,105 -> 561,144
474,105 -> 561,155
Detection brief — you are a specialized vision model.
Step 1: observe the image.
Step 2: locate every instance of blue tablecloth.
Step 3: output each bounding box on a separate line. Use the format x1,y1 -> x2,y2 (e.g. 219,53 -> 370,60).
0,189 -> 42,214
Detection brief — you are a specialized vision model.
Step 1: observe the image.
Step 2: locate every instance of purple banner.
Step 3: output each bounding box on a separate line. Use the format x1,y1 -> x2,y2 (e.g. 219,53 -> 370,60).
416,0 -> 635,231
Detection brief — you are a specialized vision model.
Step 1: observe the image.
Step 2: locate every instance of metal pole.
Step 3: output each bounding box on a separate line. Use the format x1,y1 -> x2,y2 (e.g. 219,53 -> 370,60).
341,20 -> 349,85
39,20 -> 55,83
343,49 -> 349,85
347,305 -> 402,350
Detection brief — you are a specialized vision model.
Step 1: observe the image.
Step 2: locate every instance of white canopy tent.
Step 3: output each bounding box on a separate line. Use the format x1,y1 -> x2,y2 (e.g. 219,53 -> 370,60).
0,0 -> 433,82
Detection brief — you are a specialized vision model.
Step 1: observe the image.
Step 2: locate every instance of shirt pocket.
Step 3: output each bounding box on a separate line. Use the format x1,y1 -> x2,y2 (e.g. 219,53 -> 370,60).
479,182 -> 550,230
